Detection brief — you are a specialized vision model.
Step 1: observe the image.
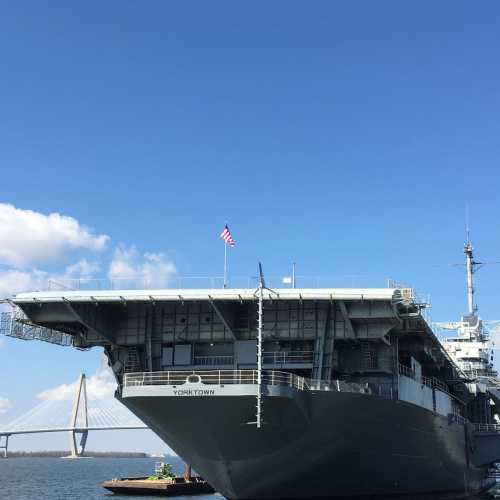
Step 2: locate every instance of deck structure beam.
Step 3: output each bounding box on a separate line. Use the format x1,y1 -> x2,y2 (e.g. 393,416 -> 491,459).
208,297 -> 236,340
338,301 -> 356,338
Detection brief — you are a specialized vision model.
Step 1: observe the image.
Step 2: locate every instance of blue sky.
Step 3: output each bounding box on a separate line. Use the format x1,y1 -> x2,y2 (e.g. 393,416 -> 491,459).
1,2 -> 500,452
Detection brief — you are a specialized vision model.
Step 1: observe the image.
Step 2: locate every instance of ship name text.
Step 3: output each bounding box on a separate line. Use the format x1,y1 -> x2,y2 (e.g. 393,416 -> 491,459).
172,389 -> 216,396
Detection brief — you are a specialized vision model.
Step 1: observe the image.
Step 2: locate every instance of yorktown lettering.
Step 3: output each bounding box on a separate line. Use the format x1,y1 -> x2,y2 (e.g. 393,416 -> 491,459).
173,389 -> 216,396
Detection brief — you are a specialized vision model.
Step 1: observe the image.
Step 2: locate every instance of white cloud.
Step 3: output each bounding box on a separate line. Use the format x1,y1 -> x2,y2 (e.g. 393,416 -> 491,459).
0,257 -> 104,298
37,357 -> 116,402
0,268 -> 48,297
108,245 -> 176,288
65,258 -> 100,276
0,203 -> 109,268
0,397 -> 12,414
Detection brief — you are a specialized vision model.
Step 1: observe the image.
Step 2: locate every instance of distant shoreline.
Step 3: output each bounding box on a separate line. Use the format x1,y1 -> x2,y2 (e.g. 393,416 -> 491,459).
3,451 -> 151,459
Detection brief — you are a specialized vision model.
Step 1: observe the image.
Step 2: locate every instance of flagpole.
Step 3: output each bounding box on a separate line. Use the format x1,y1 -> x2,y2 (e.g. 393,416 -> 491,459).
223,241 -> 228,289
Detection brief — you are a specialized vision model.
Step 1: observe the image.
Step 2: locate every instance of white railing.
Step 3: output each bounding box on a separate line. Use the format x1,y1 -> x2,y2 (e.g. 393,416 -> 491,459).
123,369 -> 370,395
193,356 -> 234,366
262,351 -> 314,365
124,370 -> 307,391
44,275 -> 392,292
460,365 -> 498,378
398,364 -> 415,379
398,364 -> 450,394
474,423 -> 500,433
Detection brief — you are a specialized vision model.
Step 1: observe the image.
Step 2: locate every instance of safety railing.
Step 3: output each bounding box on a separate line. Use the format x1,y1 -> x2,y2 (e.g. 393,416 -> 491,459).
474,423 -> 500,433
398,364 -> 466,407
193,356 -> 234,366
44,275 -> 400,292
398,364 -> 415,379
123,369 -> 371,395
399,364 -> 450,394
448,413 -> 468,426
124,370 -> 308,391
460,366 -> 498,378
262,351 -> 314,365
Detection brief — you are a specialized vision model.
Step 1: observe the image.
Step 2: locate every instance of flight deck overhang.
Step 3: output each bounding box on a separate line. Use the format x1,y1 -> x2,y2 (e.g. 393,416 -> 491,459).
8,287 -> 422,375
13,287 -> 402,304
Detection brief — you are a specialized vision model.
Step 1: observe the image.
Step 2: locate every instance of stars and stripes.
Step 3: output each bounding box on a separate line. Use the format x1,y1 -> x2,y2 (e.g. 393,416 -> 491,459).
220,225 -> 235,247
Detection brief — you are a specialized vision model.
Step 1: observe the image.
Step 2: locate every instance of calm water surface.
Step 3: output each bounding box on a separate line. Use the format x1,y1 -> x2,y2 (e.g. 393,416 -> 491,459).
0,456 -> 222,500
0,457 -> 497,500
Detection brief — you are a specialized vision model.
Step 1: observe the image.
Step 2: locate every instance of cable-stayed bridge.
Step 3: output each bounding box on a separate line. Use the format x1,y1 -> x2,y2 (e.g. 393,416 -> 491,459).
0,374 -> 147,458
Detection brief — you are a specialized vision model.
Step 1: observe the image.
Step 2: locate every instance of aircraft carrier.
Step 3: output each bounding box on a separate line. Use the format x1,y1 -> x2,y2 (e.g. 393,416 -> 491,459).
5,240 -> 500,498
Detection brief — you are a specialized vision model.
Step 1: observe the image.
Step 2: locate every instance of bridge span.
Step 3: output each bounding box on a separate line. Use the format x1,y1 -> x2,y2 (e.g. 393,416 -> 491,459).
0,373 -> 148,458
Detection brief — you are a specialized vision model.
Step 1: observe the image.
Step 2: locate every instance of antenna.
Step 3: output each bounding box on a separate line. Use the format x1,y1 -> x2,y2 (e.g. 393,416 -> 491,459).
462,224 -> 500,315
465,204 -> 471,245
258,263 -> 266,290
464,235 -> 475,314
252,263 -> 278,429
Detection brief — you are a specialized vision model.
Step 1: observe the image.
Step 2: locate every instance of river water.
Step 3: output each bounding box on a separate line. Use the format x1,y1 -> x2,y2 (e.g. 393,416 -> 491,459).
0,456 -> 221,500
0,456 -> 497,500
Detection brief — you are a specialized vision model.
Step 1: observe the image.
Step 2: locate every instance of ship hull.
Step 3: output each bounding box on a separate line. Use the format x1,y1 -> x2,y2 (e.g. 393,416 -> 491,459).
120,387 -> 493,499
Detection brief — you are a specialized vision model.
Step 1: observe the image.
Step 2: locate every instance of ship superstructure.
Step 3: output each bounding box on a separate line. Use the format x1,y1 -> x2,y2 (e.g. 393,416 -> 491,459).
5,258 -> 500,498
439,237 -> 496,379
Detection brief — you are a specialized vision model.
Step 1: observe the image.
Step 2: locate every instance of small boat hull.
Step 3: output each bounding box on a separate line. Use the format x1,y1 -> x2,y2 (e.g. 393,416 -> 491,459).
102,476 -> 216,496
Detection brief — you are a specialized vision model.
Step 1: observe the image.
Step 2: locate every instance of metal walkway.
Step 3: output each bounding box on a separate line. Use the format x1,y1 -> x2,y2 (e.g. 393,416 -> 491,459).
0,308 -> 73,346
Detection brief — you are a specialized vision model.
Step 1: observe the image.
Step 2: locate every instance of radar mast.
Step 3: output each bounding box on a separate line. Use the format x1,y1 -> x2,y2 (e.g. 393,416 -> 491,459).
465,227 -> 477,315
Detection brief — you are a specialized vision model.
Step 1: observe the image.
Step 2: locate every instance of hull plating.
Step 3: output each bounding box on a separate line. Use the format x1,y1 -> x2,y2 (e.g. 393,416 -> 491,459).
120,388 -> 493,499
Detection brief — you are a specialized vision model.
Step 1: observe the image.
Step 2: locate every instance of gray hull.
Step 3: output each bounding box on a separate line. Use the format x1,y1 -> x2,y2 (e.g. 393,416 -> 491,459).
120,387 -> 493,499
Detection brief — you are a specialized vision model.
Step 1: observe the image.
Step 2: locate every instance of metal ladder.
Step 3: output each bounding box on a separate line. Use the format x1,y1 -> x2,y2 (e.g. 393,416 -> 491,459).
361,342 -> 375,369
124,347 -> 141,373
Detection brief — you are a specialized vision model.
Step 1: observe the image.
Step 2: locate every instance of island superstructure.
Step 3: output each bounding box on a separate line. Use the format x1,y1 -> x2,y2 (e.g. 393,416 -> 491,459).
6,253 -> 500,498
439,237 -> 496,378
437,236 -> 500,431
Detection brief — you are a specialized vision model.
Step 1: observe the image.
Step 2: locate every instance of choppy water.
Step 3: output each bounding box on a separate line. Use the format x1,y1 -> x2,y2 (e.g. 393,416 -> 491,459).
0,456 -> 221,500
0,456 -> 497,500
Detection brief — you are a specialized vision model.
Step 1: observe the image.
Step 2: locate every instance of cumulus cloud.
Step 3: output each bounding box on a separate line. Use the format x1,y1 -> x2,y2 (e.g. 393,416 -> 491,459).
0,397 -> 12,414
37,358 -> 116,402
0,203 -> 109,268
0,257 -> 104,298
0,268 -> 48,297
65,258 -> 101,276
108,245 -> 176,288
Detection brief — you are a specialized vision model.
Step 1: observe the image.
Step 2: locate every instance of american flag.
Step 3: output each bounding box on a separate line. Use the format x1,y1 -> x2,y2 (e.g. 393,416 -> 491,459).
220,225 -> 236,247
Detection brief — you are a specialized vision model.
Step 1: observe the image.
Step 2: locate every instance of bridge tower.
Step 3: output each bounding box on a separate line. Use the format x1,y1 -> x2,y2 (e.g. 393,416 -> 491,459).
69,373 -> 88,458
0,434 -> 9,458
